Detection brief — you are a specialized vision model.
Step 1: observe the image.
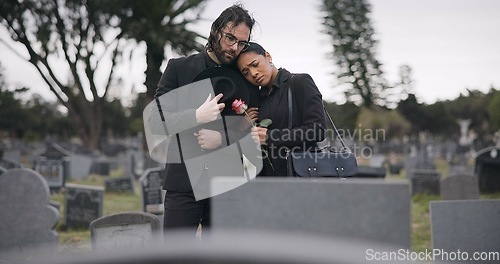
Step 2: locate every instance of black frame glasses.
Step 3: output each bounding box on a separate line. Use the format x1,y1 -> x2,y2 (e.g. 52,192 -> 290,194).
221,32 -> 250,51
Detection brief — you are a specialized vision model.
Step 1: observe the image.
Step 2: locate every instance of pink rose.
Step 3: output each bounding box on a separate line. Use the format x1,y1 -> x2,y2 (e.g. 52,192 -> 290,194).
231,98 -> 248,115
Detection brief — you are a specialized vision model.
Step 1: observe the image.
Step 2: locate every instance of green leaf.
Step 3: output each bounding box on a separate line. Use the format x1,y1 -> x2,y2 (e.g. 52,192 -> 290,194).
259,119 -> 273,128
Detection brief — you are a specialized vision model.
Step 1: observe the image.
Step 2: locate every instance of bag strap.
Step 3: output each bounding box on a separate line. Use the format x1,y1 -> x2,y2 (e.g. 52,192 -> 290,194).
287,74 -> 349,152
287,75 -> 294,130
286,75 -> 295,177
322,103 -> 349,151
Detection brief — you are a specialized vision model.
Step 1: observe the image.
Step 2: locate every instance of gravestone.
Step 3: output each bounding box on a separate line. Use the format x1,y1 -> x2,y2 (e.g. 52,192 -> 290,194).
104,177 -> 134,193
447,164 -> 474,176
0,157 -> 21,169
27,230 -> 411,264
33,143 -> 70,191
90,211 -> 161,253
474,146 -> 500,193
69,153 -> 93,180
430,200 -> 500,263
91,159 -> 111,176
355,165 -> 386,178
212,178 -> 411,248
3,148 -> 21,164
64,184 -> 104,229
368,154 -> 386,167
440,174 -> 479,200
139,167 -> 165,215
410,169 -> 441,195
0,169 -> 59,260
0,148 -> 22,169
388,162 -> 403,175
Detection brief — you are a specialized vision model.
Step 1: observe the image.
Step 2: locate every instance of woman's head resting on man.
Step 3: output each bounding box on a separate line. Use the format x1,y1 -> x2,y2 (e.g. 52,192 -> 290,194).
236,42 -> 277,87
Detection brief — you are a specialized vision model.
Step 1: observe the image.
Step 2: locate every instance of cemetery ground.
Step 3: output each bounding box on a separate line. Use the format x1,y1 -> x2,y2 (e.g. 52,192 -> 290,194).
48,159 -> 500,254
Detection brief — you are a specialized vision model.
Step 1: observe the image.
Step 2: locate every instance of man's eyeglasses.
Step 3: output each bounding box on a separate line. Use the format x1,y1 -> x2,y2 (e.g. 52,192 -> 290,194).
222,32 -> 250,51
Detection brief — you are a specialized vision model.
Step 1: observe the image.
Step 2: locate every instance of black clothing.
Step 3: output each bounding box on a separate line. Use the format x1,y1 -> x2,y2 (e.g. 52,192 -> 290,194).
155,49 -> 260,192
258,69 -> 326,177
163,191 -> 210,232
153,49 -> 259,231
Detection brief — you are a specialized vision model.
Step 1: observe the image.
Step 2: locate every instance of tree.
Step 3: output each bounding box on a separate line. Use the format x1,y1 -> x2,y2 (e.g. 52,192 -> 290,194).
488,90 -> 500,132
0,0 -> 135,149
94,0 -> 206,102
396,94 -> 426,136
385,65 -> 414,109
0,63 -> 31,139
321,0 -> 387,108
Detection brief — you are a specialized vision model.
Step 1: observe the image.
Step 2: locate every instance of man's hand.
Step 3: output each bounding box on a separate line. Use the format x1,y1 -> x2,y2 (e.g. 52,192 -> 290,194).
251,126 -> 268,145
195,93 -> 225,124
195,129 -> 223,150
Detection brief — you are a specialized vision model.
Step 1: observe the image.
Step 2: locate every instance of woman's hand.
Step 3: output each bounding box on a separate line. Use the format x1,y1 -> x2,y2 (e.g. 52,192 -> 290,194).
251,126 -> 268,145
245,107 -> 259,124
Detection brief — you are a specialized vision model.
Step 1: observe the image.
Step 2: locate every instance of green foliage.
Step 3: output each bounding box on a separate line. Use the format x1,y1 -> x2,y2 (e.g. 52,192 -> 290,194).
421,101 -> 456,135
324,101 -> 360,132
0,0 -> 207,148
397,94 -> 429,136
357,106 -> 411,139
92,0 -> 207,100
0,0 -> 127,149
487,91 -> 500,131
445,89 -> 492,138
321,0 -> 387,108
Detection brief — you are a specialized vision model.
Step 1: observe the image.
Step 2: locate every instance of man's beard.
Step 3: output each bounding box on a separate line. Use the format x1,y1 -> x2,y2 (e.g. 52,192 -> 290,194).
213,44 -> 237,66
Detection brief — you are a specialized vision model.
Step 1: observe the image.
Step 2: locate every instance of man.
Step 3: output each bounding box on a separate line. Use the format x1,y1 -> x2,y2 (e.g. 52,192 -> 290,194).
153,4 -> 257,234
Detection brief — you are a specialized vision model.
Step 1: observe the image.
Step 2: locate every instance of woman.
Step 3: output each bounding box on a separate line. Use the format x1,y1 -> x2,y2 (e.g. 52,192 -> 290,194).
236,42 -> 326,176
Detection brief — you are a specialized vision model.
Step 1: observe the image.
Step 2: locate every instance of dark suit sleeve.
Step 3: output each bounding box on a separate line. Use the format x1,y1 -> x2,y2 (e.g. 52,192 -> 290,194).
149,58 -> 198,136
267,74 -> 326,148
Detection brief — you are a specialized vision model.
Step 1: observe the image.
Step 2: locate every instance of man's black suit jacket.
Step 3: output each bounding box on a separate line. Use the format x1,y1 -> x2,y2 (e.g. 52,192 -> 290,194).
154,49 -> 259,192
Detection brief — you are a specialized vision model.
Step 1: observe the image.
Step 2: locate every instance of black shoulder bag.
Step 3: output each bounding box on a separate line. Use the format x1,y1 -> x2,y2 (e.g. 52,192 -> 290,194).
286,75 -> 358,178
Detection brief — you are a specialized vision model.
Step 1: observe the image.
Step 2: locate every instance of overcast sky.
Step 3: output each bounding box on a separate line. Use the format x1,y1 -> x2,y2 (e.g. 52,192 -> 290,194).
1,0 -> 499,105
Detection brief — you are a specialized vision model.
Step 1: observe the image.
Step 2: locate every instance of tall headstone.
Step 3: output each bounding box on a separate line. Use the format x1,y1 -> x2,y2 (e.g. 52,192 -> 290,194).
90,211 -> 161,253
212,178 -> 411,248
139,167 -> 165,215
33,143 -> 70,192
0,169 -> 59,260
64,184 -> 104,229
430,200 -> 500,263
69,153 -> 93,180
440,174 -> 479,200
474,146 -> 500,193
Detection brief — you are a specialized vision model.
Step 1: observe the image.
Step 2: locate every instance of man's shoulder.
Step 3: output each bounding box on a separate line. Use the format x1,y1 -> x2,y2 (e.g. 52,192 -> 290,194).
169,51 -> 204,65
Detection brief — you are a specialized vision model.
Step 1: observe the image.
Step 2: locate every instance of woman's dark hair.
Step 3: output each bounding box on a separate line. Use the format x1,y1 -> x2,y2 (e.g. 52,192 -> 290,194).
239,41 -> 266,56
206,4 -> 255,51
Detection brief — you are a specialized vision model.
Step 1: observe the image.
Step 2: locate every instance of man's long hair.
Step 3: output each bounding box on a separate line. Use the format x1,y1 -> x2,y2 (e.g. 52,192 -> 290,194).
206,4 -> 255,51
